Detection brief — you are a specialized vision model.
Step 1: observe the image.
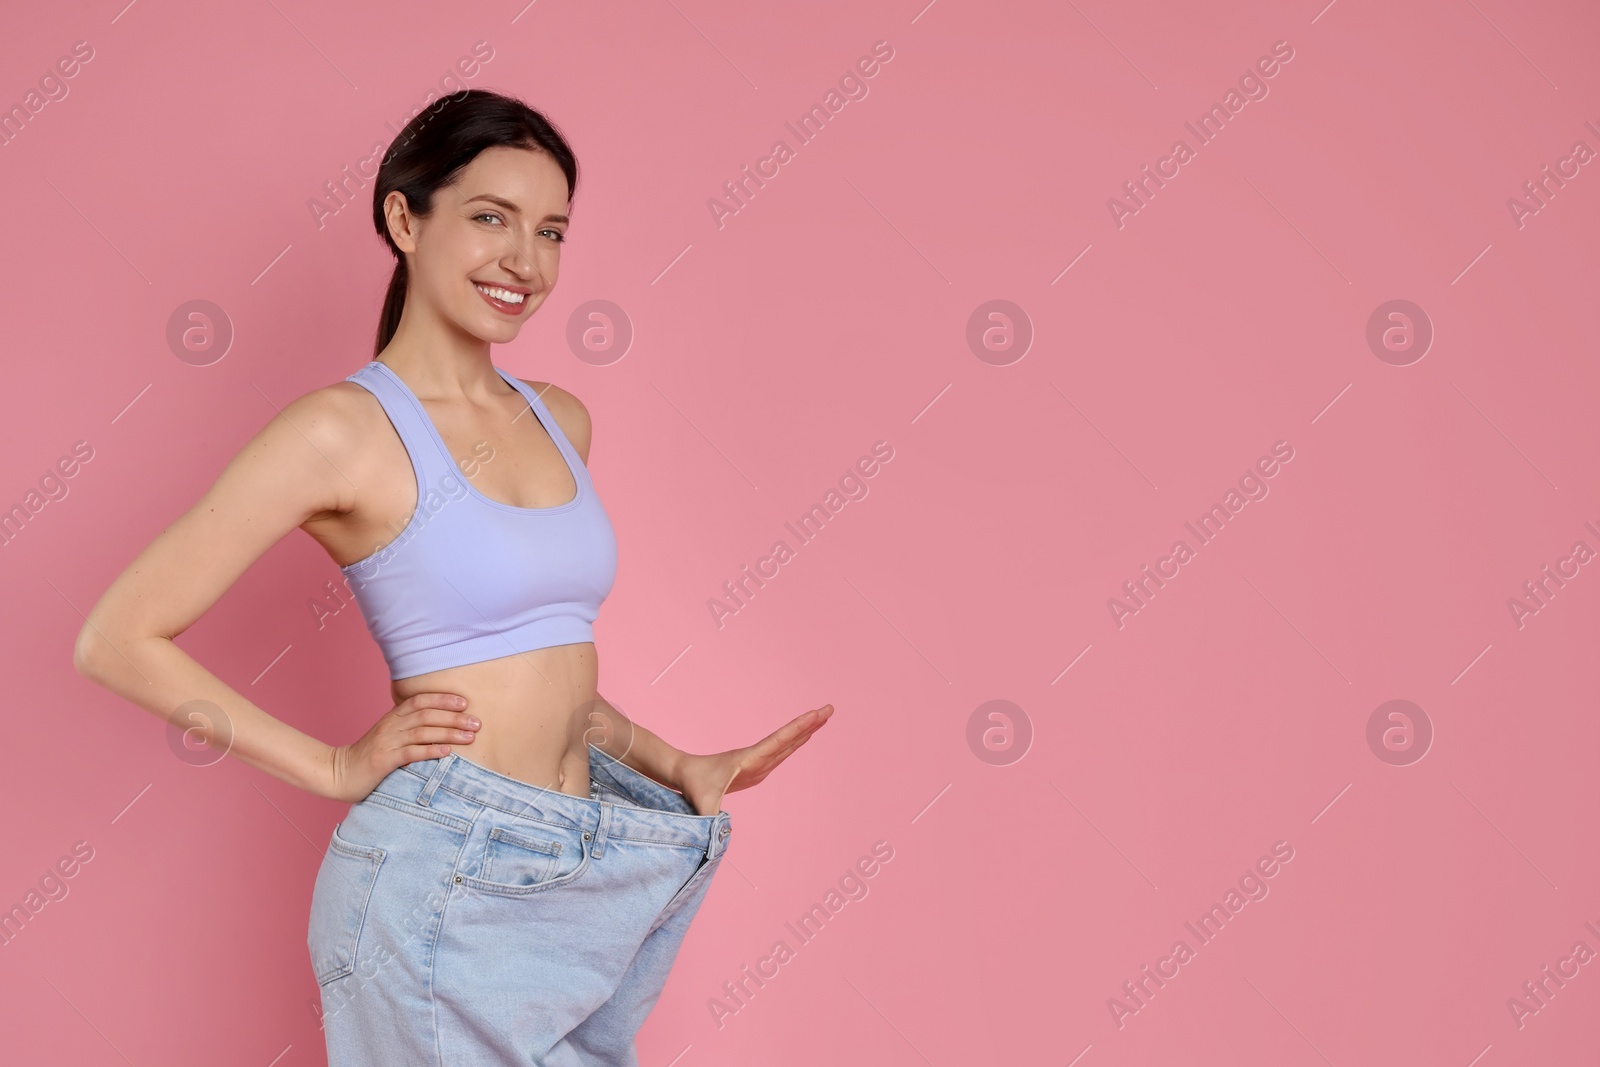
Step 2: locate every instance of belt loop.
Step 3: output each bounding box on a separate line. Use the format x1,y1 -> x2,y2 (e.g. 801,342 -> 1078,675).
589,802 -> 612,860
416,754 -> 452,807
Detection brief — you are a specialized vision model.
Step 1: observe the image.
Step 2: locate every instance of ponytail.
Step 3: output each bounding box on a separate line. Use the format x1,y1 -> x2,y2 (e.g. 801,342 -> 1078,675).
374,258 -> 409,358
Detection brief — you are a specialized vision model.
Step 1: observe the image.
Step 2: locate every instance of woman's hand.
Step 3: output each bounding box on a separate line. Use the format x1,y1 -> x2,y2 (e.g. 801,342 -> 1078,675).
675,704 -> 834,817
324,693 -> 480,803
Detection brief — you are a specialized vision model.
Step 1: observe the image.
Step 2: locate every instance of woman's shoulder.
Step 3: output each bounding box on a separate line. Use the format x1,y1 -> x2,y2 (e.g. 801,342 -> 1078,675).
300,375 -> 388,428
262,374 -> 393,469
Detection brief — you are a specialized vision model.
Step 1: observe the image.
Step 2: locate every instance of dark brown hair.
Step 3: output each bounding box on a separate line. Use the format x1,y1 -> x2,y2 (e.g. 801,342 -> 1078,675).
370,89 -> 579,357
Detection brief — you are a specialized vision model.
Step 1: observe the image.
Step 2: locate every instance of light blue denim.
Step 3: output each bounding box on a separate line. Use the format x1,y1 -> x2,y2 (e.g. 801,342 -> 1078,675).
307,744 -> 732,1066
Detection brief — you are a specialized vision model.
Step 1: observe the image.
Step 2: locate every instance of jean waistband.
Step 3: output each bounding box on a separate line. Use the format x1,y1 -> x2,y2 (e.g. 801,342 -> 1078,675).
389,745 -> 731,860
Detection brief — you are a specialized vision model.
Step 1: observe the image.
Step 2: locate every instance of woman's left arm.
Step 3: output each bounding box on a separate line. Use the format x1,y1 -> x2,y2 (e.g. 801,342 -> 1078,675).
579,695 -> 686,789
581,695 -> 833,816
544,385 -> 834,814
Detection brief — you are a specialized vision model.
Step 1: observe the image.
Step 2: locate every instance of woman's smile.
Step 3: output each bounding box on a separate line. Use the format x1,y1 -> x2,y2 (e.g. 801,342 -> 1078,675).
472,280 -> 530,315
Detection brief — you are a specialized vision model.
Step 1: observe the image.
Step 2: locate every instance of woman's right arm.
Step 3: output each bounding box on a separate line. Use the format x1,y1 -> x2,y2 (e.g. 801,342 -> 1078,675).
71,385 -> 476,801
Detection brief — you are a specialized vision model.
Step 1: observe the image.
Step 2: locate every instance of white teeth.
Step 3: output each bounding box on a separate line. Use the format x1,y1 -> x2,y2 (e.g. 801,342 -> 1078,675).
475,283 -> 526,305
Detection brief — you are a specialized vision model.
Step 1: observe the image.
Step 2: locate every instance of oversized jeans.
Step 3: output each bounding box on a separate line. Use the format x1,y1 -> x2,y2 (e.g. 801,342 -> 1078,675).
307,744 -> 733,1066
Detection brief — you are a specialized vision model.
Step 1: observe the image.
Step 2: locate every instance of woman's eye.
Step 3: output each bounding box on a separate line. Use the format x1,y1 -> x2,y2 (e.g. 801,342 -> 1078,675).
541,229 -> 567,243
474,213 -> 503,226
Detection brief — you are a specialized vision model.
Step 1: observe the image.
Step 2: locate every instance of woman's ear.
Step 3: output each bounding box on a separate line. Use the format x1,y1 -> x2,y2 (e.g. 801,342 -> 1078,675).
384,190 -> 419,254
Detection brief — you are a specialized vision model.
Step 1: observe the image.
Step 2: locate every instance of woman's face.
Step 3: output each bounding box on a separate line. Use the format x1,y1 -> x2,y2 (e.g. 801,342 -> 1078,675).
387,144 -> 570,344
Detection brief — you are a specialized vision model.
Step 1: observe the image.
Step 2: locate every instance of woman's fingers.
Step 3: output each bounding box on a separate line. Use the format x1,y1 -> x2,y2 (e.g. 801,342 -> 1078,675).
727,707 -> 830,790
405,725 -> 479,746
397,692 -> 471,716
401,706 -> 481,732
756,705 -> 832,753
397,743 -> 456,765
761,708 -> 830,758
745,705 -> 831,764
750,734 -> 810,778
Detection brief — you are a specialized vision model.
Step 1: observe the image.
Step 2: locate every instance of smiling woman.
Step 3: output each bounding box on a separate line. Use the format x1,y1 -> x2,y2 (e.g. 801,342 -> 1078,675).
367,117 -> 574,355
72,88 -> 833,1066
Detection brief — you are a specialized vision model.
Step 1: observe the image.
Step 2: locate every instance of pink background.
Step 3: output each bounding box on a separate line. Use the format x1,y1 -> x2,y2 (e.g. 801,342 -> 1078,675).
3,0 -> 1598,1063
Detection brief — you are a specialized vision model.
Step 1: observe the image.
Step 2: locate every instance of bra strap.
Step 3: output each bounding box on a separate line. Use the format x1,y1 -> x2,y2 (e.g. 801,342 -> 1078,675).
345,362 -> 462,492
496,369 -> 589,486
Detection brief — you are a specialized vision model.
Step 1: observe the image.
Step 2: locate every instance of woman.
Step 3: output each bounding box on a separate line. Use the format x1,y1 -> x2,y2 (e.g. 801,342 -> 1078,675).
73,88 -> 833,1065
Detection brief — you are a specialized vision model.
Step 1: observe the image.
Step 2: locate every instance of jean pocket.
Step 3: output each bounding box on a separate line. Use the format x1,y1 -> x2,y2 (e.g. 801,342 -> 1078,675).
307,823 -> 386,986
459,822 -> 591,897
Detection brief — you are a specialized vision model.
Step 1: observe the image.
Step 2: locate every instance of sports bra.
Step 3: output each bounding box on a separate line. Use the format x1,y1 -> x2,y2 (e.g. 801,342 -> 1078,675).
337,360 -> 618,680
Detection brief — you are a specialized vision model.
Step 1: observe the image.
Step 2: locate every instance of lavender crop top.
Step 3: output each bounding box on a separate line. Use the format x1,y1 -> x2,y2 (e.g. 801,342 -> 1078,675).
338,360 -> 618,680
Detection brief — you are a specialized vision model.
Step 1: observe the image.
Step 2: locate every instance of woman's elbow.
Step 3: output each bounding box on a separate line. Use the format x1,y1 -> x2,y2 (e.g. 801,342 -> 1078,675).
73,619 -> 135,683
72,621 -> 108,680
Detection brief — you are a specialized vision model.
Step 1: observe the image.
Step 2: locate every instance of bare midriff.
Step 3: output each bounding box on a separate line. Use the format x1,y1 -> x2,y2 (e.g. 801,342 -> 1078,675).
390,643 -> 602,797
